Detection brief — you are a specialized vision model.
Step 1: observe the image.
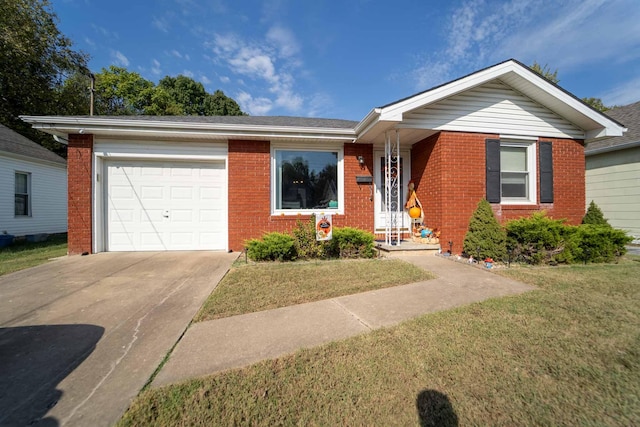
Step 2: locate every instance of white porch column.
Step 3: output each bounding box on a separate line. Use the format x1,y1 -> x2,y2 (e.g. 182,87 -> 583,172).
384,130 -> 401,245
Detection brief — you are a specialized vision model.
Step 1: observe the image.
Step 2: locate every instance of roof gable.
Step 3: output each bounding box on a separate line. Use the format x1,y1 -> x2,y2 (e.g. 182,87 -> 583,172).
357,59 -> 626,143
0,124 -> 66,166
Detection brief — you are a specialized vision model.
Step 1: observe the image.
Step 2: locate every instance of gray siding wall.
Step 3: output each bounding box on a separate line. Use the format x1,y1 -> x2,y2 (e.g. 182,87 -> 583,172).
586,147 -> 640,241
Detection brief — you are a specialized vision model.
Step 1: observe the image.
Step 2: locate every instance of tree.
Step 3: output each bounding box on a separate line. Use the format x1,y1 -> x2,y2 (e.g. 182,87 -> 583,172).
94,66 -> 154,115
203,90 -> 245,116
463,199 -> 507,261
582,97 -> 610,112
0,0 -> 89,155
582,200 -> 611,227
530,61 -> 559,84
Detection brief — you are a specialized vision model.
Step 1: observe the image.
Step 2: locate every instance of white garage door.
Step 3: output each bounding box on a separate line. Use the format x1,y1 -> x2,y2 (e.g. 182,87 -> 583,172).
106,160 -> 227,251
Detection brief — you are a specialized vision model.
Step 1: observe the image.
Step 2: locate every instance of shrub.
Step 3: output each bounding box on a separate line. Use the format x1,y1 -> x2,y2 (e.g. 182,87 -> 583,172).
292,216 -> 329,259
505,213 -> 572,265
329,227 -> 375,259
569,224 -> 631,263
245,232 -> 296,262
582,200 -> 611,226
463,199 -> 507,261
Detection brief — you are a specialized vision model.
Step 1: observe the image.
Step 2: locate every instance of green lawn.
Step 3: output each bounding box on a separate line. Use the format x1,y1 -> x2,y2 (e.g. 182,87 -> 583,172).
195,258 -> 435,321
0,234 -> 67,276
120,256 -> 640,426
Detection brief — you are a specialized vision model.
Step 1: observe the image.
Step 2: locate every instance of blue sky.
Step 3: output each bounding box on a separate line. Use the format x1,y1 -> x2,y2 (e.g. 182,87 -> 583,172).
53,0 -> 640,120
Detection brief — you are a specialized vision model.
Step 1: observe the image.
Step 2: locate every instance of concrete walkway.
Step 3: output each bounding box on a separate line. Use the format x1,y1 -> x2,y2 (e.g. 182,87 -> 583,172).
153,254 -> 535,387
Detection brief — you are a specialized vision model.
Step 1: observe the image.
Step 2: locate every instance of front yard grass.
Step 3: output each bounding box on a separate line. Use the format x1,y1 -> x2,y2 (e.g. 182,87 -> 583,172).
195,258 -> 434,321
0,234 -> 67,276
120,256 -> 640,426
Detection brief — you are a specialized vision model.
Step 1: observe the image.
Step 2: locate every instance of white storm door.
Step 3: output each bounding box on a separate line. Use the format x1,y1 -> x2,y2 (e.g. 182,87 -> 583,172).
106,161 -> 226,251
374,151 -> 411,232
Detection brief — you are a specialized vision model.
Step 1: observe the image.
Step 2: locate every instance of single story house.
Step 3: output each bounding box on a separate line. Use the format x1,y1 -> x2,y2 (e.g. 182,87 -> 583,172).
21,59 -> 625,255
0,124 -> 67,238
585,101 -> 639,243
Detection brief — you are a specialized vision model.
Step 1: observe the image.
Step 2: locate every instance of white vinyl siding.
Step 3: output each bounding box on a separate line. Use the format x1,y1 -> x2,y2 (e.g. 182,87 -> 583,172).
403,80 -> 583,139
0,154 -> 67,236
586,148 -> 640,240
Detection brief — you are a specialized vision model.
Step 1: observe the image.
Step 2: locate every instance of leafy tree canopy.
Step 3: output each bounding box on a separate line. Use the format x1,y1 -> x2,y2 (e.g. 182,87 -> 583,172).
0,0 -> 89,155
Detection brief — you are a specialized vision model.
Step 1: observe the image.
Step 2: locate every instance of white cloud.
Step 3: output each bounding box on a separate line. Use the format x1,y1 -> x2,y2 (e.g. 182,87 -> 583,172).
266,25 -> 300,58
170,49 -> 184,59
600,75 -> 640,107
152,16 -> 170,33
409,0 -> 640,89
84,37 -> 95,48
111,50 -> 129,67
151,59 -> 162,75
182,70 -> 194,78
200,75 -> 211,85
219,75 -> 230,84
208,28 -> 305,114
236,91 -> 273,115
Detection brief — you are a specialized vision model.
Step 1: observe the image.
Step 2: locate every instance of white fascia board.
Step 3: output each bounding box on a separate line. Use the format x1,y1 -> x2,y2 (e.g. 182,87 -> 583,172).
20,116 -> 357,142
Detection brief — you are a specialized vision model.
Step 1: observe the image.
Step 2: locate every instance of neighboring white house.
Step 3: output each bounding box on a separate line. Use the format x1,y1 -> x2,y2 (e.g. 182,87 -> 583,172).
586,101 -> 639,243
0,124 -> 67,237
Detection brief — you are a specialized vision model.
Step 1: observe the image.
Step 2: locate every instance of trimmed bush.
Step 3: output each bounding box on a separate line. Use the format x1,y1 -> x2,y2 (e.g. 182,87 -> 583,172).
245,232 -> 296,262
329,227 -> 375,259
569,224 -> 631,263
582,200 -> 611,227
292,216 -> 329,259
463,199 -> 507,261
506,213 -> 572,265
505,212 -> 632,265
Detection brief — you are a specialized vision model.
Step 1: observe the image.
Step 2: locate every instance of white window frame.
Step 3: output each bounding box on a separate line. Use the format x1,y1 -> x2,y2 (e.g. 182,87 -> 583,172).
14,171 -> 32,217
271,143 -> 344,215
500,140 -> 537,205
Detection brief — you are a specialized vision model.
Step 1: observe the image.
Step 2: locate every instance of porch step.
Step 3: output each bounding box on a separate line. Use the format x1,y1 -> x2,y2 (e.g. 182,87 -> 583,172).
376,241 -> 441,257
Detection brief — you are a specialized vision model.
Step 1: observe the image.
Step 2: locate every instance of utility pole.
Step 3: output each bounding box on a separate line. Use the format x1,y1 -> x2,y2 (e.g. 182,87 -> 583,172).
89,73 -> 95,116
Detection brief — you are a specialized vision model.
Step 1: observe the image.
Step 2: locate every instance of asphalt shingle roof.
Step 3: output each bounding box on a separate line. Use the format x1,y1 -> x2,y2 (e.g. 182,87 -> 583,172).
585,101 -> 640,154
0,124 -> 66,165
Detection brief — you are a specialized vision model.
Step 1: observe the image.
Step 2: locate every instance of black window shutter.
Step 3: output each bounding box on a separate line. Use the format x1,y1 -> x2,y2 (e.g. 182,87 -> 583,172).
486,139 -> 501,203
539,141 -> 554,203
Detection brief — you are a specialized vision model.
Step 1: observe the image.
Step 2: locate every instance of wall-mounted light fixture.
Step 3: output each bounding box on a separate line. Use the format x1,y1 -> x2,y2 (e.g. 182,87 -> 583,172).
357,155 -> 365,166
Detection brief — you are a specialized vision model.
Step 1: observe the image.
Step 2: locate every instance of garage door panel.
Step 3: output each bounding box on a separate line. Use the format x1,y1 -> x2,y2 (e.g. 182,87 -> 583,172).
106,160 -> 226,251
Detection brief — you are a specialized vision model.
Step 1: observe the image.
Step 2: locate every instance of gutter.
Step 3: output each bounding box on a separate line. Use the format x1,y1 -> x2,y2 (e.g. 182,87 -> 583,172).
585,140 -> 640,156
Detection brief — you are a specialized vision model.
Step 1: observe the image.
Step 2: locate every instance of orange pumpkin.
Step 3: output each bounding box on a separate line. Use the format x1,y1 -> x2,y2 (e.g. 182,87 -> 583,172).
408,206 -> 422,218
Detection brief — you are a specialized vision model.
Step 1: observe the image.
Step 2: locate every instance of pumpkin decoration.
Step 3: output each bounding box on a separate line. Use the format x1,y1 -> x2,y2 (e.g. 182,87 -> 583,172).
409,206 -> 422,218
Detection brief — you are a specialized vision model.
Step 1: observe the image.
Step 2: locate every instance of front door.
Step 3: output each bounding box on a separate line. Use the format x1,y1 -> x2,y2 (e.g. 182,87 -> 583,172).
374,150 -> 411,234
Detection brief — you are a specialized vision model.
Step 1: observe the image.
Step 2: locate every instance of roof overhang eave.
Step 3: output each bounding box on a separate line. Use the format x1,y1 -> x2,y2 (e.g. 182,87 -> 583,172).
19,116 -> 358,142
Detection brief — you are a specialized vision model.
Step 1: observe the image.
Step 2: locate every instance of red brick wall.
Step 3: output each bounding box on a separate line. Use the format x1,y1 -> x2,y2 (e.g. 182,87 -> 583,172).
410,131 -> 585,254
67,134 -> 93,255
227,140 -> 375,252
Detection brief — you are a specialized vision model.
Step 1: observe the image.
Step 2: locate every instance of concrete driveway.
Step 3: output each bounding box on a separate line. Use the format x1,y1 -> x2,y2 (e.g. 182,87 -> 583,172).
0,251 -> 237,427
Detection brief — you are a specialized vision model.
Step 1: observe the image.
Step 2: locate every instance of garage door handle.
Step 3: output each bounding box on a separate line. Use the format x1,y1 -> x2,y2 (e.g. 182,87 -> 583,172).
163,210 -> 169,218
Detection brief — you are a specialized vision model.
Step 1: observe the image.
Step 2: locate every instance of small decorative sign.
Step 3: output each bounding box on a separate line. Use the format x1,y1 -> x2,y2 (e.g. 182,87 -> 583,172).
315,214 -> 332,241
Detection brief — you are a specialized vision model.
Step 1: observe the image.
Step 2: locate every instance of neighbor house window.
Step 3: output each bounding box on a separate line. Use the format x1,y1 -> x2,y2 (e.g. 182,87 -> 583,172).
15,172 -> 31,216
273,148 -> 342,213
500,142 -> 536,203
